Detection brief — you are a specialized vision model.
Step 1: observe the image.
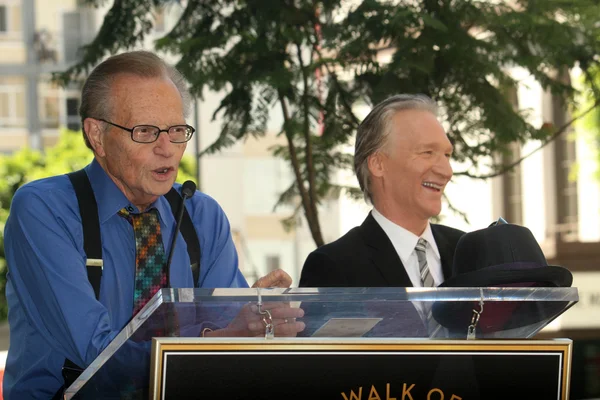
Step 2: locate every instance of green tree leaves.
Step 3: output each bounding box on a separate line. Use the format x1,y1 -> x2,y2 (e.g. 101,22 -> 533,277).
55,0 -> 600,246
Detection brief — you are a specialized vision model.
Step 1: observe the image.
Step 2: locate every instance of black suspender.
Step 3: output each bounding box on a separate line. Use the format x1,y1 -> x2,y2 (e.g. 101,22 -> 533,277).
66,169 -> 201,295
59,169 -> 201,392
67,170 -> 103,299
164,188 -> 200,287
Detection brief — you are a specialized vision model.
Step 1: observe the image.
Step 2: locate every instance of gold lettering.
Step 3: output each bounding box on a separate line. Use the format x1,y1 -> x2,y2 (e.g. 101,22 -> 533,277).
342,387 -> 363,400
427,388 -> 444,400
449,396 -> 462,400
387,383 -> 397,400
402,383 -> 415,400
368,385 -> 382,400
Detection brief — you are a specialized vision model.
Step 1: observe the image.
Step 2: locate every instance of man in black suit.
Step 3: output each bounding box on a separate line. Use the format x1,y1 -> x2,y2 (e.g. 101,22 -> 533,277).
298,95 -> 476,395
300,94 -> 464,288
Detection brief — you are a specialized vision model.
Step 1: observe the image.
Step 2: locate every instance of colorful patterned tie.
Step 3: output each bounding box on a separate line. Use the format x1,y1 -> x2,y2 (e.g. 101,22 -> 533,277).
415,238 -> 442,336
119,208 -> 167,315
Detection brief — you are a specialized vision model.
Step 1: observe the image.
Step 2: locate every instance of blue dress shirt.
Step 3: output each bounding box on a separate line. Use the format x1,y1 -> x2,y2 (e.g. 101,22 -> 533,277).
3,159 -> 248,399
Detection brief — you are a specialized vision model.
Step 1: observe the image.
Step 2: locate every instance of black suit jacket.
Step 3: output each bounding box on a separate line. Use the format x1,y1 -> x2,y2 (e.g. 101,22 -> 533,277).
299,213 -> 465,287
298,214 -> 480,397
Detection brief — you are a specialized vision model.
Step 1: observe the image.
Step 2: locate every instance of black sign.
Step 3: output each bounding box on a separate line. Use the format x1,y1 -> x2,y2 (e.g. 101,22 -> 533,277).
151,339 -> 571,400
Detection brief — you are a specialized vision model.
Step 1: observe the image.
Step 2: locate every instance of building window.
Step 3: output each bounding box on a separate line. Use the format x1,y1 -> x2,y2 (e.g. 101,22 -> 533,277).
501,85 -> 523,224
41,94 -> 59,129
551,72 -> 578,241
62,10 -> 96,64
502,143 -> 523,225
65,97 -> 80,131
0,79 -> 26,128
265,255 -> 280,273
0,6 -> 7,33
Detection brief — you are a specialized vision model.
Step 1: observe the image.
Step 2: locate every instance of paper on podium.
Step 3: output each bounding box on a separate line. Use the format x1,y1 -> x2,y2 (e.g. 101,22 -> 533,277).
312,317 -> 383,337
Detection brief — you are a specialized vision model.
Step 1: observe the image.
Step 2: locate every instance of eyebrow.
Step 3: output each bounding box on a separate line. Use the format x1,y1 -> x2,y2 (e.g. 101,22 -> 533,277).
417,143 -> 454,153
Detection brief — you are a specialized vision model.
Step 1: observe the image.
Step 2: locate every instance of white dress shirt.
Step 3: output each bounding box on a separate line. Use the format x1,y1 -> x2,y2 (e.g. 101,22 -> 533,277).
371,208 -> 444,287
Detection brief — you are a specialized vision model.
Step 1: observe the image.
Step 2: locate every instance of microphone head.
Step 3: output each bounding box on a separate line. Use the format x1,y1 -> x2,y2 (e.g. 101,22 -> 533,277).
181,180 -> 197,198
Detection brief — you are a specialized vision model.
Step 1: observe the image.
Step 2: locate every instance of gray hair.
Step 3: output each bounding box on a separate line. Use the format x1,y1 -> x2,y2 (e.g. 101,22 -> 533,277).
79,50 -> 191,149
354,94 -> 438,203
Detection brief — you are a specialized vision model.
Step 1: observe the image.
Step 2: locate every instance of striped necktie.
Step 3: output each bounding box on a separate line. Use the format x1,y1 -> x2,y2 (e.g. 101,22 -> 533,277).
119,208 -> 167,315
415,238 -> 434,287
415,238 -> 442,336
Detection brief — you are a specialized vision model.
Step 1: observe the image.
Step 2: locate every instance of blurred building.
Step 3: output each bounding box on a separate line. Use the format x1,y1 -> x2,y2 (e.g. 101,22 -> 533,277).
0,0 -> 96,152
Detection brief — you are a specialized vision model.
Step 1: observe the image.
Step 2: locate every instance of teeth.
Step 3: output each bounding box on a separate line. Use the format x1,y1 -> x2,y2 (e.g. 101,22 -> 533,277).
423,182 -> 442,190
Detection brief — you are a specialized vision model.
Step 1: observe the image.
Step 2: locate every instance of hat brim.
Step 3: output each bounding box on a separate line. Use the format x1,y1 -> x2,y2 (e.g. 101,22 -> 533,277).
432,265 -> 573,336
438,265 -> 573,288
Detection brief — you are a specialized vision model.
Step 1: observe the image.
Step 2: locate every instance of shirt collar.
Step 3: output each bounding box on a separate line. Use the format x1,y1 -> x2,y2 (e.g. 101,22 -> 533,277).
85,158 -> 171,224
371,208 -> 441,262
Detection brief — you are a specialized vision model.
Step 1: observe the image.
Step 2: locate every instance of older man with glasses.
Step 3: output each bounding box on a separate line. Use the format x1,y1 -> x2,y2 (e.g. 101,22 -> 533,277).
2,51 -> 304,399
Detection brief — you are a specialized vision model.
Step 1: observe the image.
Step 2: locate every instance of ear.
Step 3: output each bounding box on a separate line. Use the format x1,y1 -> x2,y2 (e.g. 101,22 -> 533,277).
367,151 -> 386,179
84,118 -> 106,157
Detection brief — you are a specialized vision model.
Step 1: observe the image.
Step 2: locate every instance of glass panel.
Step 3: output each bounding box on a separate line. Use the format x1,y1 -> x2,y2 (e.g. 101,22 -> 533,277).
64,287 -> 578,399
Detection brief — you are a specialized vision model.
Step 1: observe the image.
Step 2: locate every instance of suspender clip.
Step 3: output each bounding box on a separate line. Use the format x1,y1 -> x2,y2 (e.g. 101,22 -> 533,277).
85,258 -> 103,268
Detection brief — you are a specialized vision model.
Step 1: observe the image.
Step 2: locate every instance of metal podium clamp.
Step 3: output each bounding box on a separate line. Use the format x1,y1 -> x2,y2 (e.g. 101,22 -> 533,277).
256,288 -> 275,339
467,288 -> 485,340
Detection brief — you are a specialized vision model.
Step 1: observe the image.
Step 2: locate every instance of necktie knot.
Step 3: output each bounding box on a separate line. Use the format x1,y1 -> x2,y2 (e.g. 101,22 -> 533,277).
117,207 -> 132,222
415,238 -> 428,253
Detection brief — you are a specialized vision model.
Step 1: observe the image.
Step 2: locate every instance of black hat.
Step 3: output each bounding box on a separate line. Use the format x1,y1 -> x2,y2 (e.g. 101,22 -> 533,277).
432,223 -> 573,336
443,223 -> 572,288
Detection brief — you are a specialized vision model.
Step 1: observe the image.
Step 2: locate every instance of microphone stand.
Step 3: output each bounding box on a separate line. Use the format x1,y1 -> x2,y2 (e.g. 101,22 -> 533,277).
164,181 -> 196,338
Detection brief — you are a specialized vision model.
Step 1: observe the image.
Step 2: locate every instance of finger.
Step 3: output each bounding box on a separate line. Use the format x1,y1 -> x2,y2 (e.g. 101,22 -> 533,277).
252,269 -> 292,288
267,307 -> 304,320
274,321 -> 305,337
247,318 -> 304,332
248,303 -> 304,319
249,302 -> 291,313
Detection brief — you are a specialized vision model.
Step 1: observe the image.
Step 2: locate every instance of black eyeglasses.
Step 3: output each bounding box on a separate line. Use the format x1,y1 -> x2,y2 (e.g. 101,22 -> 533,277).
97,118 -> 195,144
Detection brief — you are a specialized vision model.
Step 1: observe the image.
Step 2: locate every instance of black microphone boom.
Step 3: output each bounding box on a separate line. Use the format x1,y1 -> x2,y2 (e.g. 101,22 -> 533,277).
165,180 -> 197,287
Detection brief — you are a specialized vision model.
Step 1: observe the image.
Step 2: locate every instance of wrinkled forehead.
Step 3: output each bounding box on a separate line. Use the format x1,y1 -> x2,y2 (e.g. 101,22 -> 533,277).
108,74 -> 184,123
386,109 -> 449,145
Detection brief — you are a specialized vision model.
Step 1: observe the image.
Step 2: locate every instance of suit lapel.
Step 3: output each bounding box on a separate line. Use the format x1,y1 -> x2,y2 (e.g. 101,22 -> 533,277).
432,224 -> 454,280
359,213 -> 413,286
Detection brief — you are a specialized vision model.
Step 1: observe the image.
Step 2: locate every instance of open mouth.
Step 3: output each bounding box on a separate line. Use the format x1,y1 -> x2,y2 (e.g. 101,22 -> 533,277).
154,167 -> 173,175
422,181 -> 443,192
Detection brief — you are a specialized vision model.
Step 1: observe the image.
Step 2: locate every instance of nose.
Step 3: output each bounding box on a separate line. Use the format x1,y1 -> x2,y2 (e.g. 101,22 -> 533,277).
153,130 -> 176,157
434,154 -> 453,181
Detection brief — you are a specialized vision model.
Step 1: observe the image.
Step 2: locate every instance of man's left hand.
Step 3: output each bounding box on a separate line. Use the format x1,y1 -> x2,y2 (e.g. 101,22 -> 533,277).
252,268 -> 292,288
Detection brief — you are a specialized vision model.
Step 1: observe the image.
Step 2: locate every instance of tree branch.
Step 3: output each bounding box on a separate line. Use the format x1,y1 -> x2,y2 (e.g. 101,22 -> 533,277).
310,44 -> 361,126
454,98 -> 600,179
441,192 -> 470,225
278,92 -> 324,246
295,42 -> 319,224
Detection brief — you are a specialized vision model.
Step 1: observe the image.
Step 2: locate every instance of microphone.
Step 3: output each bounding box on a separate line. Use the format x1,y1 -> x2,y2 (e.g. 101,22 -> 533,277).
165,180 -> 197,287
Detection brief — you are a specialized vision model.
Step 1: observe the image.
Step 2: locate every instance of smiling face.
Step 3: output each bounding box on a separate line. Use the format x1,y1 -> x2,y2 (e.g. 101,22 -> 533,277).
84,73 -> 187,211
368,109 -> 453,235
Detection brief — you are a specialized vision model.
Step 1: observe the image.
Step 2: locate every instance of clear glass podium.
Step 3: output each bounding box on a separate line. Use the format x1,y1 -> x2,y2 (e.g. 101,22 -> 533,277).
64,287 -> 578,399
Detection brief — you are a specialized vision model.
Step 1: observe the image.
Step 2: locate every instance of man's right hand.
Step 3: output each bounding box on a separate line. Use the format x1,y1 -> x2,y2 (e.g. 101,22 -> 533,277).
204,302 -> 305,337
